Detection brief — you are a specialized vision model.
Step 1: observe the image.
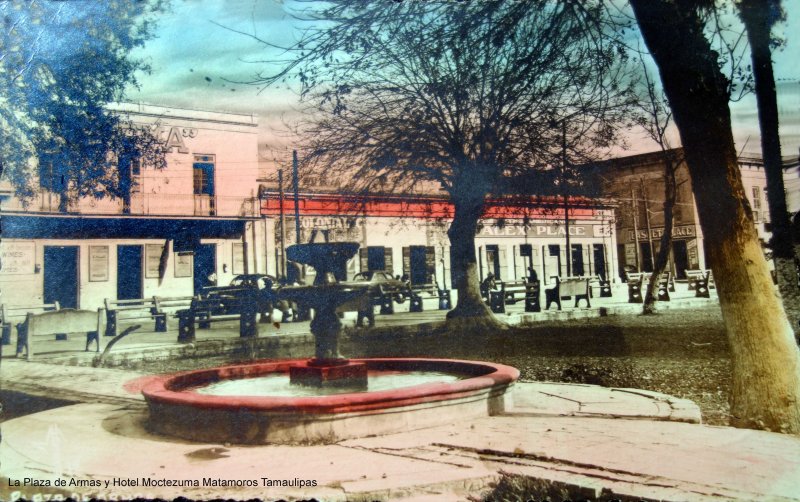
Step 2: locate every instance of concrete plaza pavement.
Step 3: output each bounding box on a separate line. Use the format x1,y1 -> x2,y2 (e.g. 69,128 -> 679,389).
2,365 -> 799,501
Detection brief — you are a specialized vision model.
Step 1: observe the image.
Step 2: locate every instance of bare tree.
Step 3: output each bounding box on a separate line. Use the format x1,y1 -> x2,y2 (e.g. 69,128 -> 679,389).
247,1 -> 636,326
630,0 -> 800,433
737,0 -> 800,339
634,59 -> 684,314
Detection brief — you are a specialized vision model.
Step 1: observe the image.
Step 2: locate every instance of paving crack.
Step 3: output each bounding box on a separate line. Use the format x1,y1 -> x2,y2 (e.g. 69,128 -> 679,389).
338,444 -> 474,468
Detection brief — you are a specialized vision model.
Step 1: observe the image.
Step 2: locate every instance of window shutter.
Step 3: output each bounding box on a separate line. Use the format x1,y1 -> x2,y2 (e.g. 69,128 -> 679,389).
384,247 -> 393,274
425,246 -> 436,284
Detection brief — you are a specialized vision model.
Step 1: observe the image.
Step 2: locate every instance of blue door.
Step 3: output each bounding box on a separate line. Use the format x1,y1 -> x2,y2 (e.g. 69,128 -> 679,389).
193,243 -> 216,295
44,246 -> 79,309
117,245 -> 143,300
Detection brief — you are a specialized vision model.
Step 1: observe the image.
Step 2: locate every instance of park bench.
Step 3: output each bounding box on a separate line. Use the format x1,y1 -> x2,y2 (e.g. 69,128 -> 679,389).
686,269 -> 714,298
408,283 -> 452,312
153,295 -> 195,326
627,272 -> 645,303
104,298 -> 160,337
627,271 -> 675,303
589,276 -> 613,298
485,280 -> 541,314
177,296 -> 258,342
14,308 -> 105,360
544,277 -> 591,311
1,302 -> 60,346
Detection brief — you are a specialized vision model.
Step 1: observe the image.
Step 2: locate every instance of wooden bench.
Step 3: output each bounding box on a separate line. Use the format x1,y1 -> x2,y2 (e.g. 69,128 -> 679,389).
14,309 -> 105,360
589,275 -> 613,298
1,302 -> 60,346
544,277 -> 591,310
627,271 -> 676,303
104,298 -> 160,337
627,272 -> 645,303
177,296 -> 258,342
639,272 -> 674,301
409,283 -> 451,312
485,281 -> 541,314
686,269 -> 714,297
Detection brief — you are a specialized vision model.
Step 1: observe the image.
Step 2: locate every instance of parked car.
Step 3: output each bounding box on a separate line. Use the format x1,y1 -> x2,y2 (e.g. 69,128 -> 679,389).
350,271 -> 410,303
203,274 -> 279,316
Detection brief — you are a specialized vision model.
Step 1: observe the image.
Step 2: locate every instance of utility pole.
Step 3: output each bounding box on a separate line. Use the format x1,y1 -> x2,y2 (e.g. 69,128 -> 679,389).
292,150 -> 301,244
278,169 -> 286,279
630,183 -> 642,272
562,122 -> 571,277
640,177 -> 656,271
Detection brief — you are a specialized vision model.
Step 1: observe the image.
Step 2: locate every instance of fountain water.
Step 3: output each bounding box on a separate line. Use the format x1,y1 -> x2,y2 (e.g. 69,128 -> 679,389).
140,242 -> 519,444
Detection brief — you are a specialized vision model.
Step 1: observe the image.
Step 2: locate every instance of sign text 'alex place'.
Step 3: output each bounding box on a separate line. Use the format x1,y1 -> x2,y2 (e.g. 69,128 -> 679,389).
478,223 -> 611,238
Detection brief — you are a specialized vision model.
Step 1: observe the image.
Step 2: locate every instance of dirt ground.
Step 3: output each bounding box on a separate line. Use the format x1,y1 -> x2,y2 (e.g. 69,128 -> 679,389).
346,304 -> 733,425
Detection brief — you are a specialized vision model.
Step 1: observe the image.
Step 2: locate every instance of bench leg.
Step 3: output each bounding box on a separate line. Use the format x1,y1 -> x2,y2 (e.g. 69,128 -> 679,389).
198,311 -> 211,329
106,311 -> 118,337
15,326 -> 28,358
85,331 -> 100,352
177,314 -> 196,343
379,295 -> 394,315
575,294 -> 591,308
438,289 -> 451,310
154,314 -> 168,332
410,294 -> 424,312
356,308 -> 375,328
490,291 -> 505,314
240,304 -> 258,338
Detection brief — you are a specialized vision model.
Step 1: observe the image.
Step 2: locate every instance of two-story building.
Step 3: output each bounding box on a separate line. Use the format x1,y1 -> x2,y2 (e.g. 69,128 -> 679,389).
588,148 -> 770,279
0,103 -> 268,310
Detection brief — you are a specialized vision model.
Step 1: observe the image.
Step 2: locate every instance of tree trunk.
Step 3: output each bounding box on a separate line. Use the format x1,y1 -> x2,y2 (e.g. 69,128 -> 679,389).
739,0 -> 800,339
445,195 -> 506,329
631,0 -> 800,433
643,155 -> 678,314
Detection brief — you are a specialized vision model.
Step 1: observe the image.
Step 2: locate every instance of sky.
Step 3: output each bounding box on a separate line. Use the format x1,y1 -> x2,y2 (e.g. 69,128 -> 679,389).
125,0 -> 800,166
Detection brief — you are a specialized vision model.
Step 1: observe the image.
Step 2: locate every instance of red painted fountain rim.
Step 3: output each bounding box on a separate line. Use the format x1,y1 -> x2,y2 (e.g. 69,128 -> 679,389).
135,358 -> 519,414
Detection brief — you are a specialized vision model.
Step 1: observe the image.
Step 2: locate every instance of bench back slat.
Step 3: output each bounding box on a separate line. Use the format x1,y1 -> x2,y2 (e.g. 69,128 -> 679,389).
1,302 -> 60,323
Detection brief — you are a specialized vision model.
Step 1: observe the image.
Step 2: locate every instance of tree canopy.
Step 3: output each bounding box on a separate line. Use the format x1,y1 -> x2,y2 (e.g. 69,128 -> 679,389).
248,0 -> 637,321
0,0 -> 166,208
255,0 -> 636,201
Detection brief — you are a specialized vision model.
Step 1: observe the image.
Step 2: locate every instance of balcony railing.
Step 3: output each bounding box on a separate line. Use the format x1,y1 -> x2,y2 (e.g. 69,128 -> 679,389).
1,191 -> 260,218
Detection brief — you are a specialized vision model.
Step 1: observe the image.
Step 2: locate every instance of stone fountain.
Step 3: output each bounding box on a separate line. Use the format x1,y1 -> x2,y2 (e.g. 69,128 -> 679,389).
140,242 -> 519,444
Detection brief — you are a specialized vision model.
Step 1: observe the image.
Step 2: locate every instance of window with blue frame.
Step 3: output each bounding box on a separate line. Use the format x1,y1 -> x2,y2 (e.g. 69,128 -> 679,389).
193,154 -> 215,195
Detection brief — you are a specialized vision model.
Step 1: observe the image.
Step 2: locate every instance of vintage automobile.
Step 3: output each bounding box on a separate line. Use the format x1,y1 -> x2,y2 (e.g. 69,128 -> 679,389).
203,274 -> 280,316
350,271 -> 410,303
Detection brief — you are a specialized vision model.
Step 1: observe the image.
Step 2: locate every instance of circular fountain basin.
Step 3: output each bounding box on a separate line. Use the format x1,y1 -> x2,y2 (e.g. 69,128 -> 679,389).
139,358 -> 519,445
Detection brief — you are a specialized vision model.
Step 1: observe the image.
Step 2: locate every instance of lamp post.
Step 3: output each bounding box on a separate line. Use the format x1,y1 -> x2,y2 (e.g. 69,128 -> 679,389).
293,150 -> 301,245
278,169 -> 287,279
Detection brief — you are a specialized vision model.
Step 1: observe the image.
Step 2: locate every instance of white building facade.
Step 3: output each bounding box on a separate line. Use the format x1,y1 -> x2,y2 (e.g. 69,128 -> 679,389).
260,192 -> 618,287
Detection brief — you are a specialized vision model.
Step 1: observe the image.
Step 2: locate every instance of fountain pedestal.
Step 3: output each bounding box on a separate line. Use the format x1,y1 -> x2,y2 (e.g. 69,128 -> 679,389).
289,359 -> 368,387
280,242 -> 370,388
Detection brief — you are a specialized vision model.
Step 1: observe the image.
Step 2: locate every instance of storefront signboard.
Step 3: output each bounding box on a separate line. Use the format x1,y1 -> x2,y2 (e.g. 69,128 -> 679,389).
0,241 -> 35,275
88,245 -> 109,282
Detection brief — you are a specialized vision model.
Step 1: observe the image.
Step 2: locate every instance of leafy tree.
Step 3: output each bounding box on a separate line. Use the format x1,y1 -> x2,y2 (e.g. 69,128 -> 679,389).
629,0 -> 800,433
0,0 -> 166,210
737,0 -> 800,338
249,0 -> 636,325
